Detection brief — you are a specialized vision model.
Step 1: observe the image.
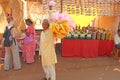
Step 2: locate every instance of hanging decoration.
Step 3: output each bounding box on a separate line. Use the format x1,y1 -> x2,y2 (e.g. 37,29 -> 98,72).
71,0 -> 75,14
66,0 -> 71,14
62,0 -> 66,12
49,0 -> 120,16
42,0 -> 48,13
75,0 -> 80,15
60,0 -> 120,16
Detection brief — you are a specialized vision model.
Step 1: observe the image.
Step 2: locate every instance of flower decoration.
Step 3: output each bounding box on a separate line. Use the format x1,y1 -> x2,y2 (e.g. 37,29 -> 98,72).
50,12 -> 75,38
52,12 -> 75,29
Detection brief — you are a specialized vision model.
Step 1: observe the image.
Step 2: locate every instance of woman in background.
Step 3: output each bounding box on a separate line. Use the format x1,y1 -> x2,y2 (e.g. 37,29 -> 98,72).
22,18 -> 36,63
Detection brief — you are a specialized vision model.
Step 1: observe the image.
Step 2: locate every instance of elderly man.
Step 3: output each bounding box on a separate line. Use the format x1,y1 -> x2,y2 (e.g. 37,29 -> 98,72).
39,19 -> 57,80
114,29 -> 120,60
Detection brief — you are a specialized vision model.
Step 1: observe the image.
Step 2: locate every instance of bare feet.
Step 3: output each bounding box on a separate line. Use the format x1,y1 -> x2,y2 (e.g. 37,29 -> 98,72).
113,56 -> 119,60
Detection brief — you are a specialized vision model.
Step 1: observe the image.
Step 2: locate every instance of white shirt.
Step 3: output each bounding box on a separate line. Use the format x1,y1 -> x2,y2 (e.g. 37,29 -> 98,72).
114,33 -> 120,45
7,25 -> 13,29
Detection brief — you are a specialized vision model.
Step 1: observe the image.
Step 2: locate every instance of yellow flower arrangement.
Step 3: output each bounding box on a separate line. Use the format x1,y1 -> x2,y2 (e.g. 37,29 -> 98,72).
50,20 -> 70,38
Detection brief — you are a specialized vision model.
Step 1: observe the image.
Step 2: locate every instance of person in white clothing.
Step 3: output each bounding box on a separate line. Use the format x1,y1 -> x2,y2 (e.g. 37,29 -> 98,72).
39,19 -> 57,80
114,29 -> 120,60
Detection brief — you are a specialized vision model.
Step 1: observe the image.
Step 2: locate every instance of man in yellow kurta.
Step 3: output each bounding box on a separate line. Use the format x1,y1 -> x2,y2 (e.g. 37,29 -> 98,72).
39,19 -> 57,80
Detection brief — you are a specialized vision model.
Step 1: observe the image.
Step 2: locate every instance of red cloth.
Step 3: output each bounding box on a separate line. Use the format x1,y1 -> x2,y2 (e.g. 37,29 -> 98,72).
62,39 -> 114,58
98,40 -> 114,56
1,47 -> 5,58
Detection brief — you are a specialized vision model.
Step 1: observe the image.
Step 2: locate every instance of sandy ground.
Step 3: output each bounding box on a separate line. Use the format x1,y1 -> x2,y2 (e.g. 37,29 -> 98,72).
0,51 -> 120,80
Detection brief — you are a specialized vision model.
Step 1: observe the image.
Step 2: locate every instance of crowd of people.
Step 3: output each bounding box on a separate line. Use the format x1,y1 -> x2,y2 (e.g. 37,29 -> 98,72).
0,17 -> 57,80
0,15 -> 120,80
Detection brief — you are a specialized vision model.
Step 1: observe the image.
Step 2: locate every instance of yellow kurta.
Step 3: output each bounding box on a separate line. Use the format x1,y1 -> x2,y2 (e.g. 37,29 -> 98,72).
40,28 -> 57,67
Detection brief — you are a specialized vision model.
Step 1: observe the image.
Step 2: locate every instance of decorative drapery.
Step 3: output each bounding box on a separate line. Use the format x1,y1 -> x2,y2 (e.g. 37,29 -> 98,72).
42,0 -> 120,16
62,0 -> 120,16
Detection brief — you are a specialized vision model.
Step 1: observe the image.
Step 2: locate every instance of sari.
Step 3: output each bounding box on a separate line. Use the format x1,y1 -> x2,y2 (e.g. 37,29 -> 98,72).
22,25 -> 36,63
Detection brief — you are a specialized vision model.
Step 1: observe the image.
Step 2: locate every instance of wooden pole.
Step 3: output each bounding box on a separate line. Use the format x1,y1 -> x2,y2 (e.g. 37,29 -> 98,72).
60,0 -> 63,13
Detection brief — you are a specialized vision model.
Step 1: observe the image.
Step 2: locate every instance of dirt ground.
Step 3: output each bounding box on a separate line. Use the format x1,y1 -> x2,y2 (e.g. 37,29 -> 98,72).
0,51 -> 120,80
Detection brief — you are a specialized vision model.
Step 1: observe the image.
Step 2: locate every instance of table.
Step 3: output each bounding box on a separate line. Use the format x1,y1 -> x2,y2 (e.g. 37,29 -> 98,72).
62,39 -> 114,58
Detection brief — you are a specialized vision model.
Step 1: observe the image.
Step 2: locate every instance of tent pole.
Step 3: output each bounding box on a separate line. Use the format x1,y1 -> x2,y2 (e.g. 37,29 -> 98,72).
60,0 -> 63,13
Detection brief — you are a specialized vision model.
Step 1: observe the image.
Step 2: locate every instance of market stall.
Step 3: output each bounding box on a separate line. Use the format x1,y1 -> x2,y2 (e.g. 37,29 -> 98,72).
0,0 -> 120,58
62,25 -> 115,58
